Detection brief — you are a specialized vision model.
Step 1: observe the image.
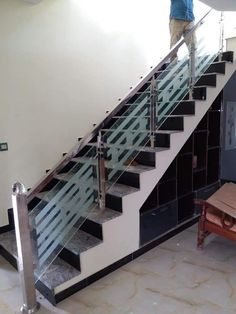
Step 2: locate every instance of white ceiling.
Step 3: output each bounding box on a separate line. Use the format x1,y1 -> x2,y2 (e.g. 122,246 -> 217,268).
200,0 -> 236,11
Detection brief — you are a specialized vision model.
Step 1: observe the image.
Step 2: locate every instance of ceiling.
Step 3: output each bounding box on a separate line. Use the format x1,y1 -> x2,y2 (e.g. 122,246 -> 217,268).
200,0 -> 236,11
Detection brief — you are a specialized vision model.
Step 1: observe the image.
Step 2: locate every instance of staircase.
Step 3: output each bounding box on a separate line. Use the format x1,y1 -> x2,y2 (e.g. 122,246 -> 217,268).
0,10 -> 236,306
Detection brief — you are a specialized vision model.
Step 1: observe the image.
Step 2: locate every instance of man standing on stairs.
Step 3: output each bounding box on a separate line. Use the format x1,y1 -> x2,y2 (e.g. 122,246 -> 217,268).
169,0 -> 195,61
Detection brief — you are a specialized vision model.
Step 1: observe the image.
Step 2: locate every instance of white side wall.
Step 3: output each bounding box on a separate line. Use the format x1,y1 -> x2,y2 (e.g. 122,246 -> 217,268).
0,0 -> 208,226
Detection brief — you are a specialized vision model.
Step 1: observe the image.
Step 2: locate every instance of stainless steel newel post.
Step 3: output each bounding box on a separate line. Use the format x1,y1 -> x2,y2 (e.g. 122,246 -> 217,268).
12,182 -> 40,314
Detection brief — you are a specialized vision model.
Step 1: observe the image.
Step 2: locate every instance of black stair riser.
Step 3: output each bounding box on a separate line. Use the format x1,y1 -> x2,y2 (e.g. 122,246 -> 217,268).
100,134 -> 169,149
41,178 -> 61,192
35,280 -> 57,306
116,105 -> 131,116
75,145 -> 96,158
215,51 -> 234,63
205,62 -> 225,74
134,151 -> 156,167
115,171 -> 140,189
59,249 -> 81,271
192,87 -> 207,100
7,208 -> 15,230
123,100 -> 195,117
172,101 -> 195,115
80,219 -> 103,240
222,51 -> 234,63
59,157 -> 140,187
195,74 -> 217,87
0,245 -> 17,270
159,117 -> 184,131
154,133 -> 170,148
105,194 -> 123,212
58,162 -> 141,189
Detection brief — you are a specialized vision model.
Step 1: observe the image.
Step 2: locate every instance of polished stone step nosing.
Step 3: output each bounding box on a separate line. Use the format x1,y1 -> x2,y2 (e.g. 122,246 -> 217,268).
112,114 -> 194,118
37,178 -> 139,201
71,157 -> 155,174
83,142 -> 170,154
124,100 -> 196,106
63,229 -> 102,255
84,206 -> 122,224
101,128 -> 183,134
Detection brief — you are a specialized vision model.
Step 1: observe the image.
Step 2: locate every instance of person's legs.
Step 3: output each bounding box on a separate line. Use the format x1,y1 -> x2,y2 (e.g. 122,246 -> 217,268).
183,21 -> 196,55
169,19 -> 186,61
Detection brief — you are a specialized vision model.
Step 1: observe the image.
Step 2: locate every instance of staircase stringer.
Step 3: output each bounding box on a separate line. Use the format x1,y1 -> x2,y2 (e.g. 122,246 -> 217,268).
52,60 -> 236,295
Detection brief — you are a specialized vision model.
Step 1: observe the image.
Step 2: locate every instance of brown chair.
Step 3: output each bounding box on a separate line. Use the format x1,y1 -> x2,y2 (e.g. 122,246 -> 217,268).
197,183 -> 236,249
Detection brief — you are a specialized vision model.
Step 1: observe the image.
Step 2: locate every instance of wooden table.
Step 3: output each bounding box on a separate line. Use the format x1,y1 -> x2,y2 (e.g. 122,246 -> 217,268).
197,183 -> 236,249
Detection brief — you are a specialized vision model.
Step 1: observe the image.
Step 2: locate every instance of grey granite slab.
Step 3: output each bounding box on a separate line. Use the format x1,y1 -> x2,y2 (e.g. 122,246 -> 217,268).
105,181 -> 139,197
101,128 -> 183,134
84,206 -> 122,224
64,229 -> 102,255
86,141 -> 170,153
0,232 -> 80,290
139,146 -> 169,153
38,257 -> 80,290
72,157 -> 155,174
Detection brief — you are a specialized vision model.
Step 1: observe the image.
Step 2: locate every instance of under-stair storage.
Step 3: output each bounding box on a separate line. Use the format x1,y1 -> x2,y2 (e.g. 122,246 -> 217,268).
140,96 -> 222,245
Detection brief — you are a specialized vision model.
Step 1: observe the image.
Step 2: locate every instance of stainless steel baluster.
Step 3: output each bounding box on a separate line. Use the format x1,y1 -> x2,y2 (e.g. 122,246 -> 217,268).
219,11 -> 225,61
150,76 -> 157,148
97,131 -> 106,210
189,38 -> 196,101
12,182 -> 40,314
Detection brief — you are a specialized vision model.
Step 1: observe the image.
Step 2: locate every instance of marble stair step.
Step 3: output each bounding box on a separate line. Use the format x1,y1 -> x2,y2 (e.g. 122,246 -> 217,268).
112,114 -> 192,118
100,128 -> 183,134
53,174 -> 139,198
72,156 -> 155,174
0,230 -> 80,291
85,206 -> 122,224
59,228 -> 103,271
36,176 -> 138,214
37,256 -> 80,291
85,142 -> 169,153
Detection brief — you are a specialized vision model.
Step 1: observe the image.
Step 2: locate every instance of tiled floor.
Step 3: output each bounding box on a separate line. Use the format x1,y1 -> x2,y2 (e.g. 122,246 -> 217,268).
1,224 -> 236,314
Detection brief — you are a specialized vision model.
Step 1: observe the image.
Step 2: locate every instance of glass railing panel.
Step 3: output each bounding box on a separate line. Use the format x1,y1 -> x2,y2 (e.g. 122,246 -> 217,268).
156,44 -> 190,127
103,89 -> 151,182
194,10 -> 221,82
104,9 -> 222,194
29,144 -> 99,281
26,9 -> 223,284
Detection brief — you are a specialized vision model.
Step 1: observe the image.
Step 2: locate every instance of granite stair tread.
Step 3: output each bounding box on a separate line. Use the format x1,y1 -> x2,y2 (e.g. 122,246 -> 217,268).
84,142 -> 169,153
63,229 -> 102,255
99,180 -> 139,197
37,177 -> 140,202
37,257 -> 80,290
85,206 -> 122,224
0,230 -> 80,290
112,114 -> 193,118
123,100 -> 196,107
72,157 -> 155,174
101,128 -> 183,134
